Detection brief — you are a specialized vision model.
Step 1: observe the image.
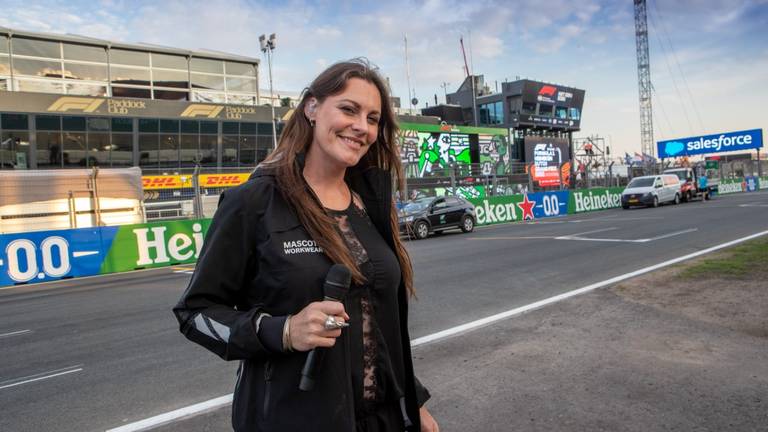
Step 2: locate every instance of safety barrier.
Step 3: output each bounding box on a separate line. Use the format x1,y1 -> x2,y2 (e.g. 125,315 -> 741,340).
2,178 -> 761,288
0,219 -> 211,288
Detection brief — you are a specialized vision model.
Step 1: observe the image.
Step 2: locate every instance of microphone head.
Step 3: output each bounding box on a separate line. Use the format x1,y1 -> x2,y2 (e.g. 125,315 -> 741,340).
324,264 -> 351,301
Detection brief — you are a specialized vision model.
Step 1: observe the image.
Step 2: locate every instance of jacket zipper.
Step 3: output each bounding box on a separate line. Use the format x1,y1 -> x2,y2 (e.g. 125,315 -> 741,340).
262,360 -> 273,419
232,361 -> 245,421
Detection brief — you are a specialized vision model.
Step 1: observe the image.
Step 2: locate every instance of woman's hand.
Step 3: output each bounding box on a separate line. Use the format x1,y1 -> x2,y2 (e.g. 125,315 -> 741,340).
288,301 -> 349,352
420,406 -> 439,432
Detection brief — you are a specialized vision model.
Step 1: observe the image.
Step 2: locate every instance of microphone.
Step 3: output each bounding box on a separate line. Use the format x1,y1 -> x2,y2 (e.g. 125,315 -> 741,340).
299,264 -> 351,391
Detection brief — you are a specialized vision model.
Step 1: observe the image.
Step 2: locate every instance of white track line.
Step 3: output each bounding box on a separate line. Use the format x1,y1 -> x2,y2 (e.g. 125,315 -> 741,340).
411,229 -> 767,346
105,395 -> 233,432
0,365 -> 83,390
105,229 -> 768,432
557,228 -> 698,243
0,329 -> 32,339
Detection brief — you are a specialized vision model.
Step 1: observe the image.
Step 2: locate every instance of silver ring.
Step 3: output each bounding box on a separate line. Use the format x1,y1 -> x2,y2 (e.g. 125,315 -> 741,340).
324,315 -> 348,330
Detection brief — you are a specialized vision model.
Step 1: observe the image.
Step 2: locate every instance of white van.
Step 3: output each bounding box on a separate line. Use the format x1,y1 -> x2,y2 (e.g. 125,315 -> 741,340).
621,174 -> 681,209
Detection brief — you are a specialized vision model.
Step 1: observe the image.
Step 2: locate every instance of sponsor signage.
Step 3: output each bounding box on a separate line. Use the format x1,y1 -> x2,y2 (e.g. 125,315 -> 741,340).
0,219 -> 213,287
0,227 -> 116,286
142,173 -> 251,190
0,91 -> 278,121
524,137 -> 571,187
468,191 -> 569,225
142,175 -> 192,190
718,179 -> 745,194
744,176 -> 758,192
518,115 -> 577,128
528,191 -> 569,219
569,187 -> 623,213
101,219 -> 211,272
657,129 -> 763,158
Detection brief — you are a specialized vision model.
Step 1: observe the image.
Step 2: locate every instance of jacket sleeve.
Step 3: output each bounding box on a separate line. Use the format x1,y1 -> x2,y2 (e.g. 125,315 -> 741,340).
172,188 -> 271,361
414,376 -> 431,407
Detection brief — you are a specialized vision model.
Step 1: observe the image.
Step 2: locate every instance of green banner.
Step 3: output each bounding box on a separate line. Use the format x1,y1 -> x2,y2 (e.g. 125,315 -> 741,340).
568,187 -> 623,213
468,195 -> 525,225
759,177 -> 768,190
101,219 -> 212,273
718,178 -> 745,195
399,121 -> 508,135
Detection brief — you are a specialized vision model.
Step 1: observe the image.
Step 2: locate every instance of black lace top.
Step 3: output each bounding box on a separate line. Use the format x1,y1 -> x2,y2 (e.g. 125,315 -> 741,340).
326,191 -> 406,416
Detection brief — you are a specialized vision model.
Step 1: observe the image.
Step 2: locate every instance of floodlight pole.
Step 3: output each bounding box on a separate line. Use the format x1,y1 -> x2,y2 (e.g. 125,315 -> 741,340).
260,33 -> 278,150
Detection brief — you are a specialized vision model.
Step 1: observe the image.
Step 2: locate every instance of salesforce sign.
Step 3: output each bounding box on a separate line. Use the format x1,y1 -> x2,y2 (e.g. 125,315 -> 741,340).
656,129 -> 763,159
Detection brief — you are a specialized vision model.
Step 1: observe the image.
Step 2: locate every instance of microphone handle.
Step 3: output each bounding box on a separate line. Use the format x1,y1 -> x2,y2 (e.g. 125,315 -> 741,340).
298,296 -> 343,391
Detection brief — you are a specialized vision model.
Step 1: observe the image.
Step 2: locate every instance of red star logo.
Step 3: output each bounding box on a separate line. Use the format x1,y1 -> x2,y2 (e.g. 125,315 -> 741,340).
517,194 -> 536,221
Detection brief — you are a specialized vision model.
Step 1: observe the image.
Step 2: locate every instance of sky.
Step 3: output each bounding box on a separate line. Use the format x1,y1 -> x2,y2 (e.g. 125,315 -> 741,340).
2,0 -> 767,157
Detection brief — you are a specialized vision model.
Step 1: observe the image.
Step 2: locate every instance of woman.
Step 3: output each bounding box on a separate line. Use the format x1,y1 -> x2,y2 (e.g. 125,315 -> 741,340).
174,59 -> 439,432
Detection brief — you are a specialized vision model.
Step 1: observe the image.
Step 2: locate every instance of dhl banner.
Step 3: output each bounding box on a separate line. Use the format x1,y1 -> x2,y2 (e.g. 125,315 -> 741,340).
142,173 -> 251,190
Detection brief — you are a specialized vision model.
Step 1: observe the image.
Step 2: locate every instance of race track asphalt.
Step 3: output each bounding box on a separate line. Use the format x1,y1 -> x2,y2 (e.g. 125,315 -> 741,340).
1,190 -> 766,431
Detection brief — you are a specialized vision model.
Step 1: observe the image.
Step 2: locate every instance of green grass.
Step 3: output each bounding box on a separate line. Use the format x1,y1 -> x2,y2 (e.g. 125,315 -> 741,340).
678,237 -> 768,280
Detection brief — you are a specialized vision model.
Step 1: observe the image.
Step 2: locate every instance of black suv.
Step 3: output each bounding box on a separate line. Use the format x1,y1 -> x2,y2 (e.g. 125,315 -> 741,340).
398,196 -> 476,240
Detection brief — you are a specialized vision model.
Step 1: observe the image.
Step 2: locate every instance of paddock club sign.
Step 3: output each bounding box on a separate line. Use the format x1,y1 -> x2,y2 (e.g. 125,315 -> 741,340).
0,92 -> 277,121
657,129 -> 763,158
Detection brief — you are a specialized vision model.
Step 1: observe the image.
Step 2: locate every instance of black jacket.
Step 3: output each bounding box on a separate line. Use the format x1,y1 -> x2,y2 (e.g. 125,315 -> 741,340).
173,165 -> 426,431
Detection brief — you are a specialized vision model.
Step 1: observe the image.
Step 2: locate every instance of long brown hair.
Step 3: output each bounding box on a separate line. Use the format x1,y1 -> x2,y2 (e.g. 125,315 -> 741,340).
260,59 -> 414,297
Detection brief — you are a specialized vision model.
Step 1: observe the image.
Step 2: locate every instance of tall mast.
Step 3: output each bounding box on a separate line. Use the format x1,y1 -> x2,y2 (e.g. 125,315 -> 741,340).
634,0 -> 655,160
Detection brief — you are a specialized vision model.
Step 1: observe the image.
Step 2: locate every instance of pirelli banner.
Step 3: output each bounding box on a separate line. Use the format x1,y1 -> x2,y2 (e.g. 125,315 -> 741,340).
142,173 -> 252,190
0,91 -> 288,121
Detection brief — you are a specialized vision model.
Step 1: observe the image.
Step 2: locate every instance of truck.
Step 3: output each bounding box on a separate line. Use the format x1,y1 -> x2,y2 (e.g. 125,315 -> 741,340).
663,167 -> 716,202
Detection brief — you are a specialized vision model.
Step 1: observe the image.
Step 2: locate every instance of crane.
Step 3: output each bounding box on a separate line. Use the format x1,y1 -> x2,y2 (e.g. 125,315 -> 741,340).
634,0 -> 655,162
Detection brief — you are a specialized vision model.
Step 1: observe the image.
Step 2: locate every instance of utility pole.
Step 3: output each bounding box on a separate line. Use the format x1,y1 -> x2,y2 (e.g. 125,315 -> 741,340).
404,34 -> 416,112
440,82 -> 450,103
259,33 -> 277,150
634,0 -> 655,167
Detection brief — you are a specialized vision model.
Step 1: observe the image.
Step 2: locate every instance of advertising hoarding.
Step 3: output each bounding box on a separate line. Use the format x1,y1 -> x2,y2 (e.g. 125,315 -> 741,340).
568,187 -> 623,213
142,173 -> 251,190
524,136 -> 571,187
468,190 -> 569,225
657,129 -> 763,158
718,179 -> 745,194
0,219 -> 212,287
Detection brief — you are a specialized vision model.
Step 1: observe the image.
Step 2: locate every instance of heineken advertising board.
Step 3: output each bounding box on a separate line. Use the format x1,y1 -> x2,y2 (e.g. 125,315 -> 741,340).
569,187 -> 623,213
0,219 -> 211,287
469,191 -> 569,225
718,178 -> 745,195
2,180 -> 761,287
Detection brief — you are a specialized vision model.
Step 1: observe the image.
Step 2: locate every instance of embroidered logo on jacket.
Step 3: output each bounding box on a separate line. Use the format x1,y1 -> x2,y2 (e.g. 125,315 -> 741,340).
283,240 -> 323,255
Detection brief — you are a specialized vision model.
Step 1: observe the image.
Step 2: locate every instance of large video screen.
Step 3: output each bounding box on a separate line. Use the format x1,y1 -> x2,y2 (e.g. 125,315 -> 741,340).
398,130 -> 471,178
478,133 -> 511,176
524,136 -> 571,187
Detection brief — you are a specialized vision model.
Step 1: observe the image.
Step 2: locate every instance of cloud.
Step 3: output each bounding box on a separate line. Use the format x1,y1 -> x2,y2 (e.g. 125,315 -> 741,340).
1,0 -> 765,156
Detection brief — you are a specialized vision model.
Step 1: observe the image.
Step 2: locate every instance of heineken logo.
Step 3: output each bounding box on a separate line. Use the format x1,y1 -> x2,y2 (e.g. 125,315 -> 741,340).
474,199 -> 519,225
573,190 -> 621,213
134,224 -> 205,266
719,181 -> 744,194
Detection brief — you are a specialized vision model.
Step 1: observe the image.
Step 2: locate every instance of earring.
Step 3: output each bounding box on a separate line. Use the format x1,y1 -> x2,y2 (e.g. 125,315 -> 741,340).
309,119 -> 316,127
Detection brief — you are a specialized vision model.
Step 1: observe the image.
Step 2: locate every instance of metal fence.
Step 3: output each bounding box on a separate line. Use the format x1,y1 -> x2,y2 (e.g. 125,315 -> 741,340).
0,167 -> 144,234
5,157 -> 763,232
141,166 -> 254,221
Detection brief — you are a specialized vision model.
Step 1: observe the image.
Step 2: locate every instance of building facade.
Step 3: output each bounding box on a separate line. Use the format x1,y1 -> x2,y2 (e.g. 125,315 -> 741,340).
0,27 -> 286,172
